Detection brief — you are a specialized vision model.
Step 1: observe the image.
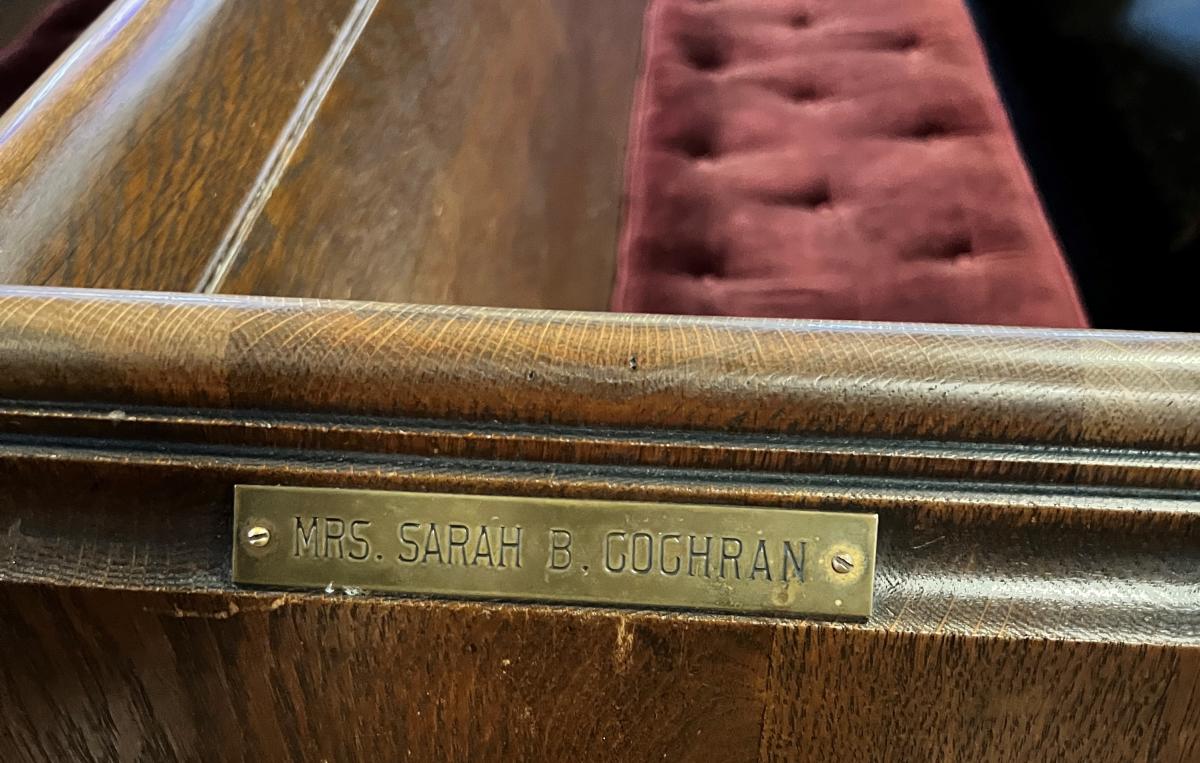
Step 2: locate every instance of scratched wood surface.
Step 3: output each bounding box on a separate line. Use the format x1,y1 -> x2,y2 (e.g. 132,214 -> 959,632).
0,0 -> 646,308
0,288 -> 1198,761
1,583 -> 1195,762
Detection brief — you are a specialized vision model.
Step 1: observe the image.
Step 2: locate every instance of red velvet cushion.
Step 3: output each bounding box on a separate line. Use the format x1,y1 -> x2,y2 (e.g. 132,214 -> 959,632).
613,0 -> 1088,327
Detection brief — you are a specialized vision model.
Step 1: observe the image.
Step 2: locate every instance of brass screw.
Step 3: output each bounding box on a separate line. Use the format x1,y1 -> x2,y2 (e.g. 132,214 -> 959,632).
831,553 -> 854,574
246,525 -> 271,548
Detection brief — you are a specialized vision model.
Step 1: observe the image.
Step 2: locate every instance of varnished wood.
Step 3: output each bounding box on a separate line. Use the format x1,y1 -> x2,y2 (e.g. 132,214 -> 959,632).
2,438 -> 1197,643
0,288 -> 1197,760
0,0 -> 355,289
0,0 -> 646,309
0,286 -> 1197,450
215,0 -> 648,308
1,0 -> 1197,758
2,583 -> 1194,761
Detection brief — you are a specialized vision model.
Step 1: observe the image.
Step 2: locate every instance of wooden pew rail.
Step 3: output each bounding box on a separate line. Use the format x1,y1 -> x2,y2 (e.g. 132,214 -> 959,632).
0,286 -> 1196,760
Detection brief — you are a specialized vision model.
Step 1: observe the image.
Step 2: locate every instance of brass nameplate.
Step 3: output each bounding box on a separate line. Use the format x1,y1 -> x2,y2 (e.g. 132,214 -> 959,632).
232,486 -> 877,619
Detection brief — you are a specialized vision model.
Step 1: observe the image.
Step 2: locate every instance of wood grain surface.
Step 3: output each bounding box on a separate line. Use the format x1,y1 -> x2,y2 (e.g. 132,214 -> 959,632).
0,0 -> 646,309
213,0 -> 647,308
1,286 -> 1197,451
0,288 -> 1197,760
1,1 -> 1197,757
0,0 -> 354,289
1,583 -> 1195,761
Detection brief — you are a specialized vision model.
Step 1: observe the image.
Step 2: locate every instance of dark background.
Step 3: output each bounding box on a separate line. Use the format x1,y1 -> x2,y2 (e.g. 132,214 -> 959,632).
0,1 -> 46,48
969,0 -> 1200,331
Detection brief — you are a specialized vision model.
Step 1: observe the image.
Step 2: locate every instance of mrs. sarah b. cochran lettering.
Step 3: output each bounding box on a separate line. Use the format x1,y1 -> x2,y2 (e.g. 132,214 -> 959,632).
233,487 -> 877,618
293,517 -> 522,567
291,516 -> 807,581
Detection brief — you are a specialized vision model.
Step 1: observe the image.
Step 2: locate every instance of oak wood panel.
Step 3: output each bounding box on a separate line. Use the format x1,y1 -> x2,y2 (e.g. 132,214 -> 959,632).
0,0 -> 647,309
1,286 -> 1198,450
213,0 -> 648,309
0,0 -> 354,289
1,288 -> 1198,760
1,583 -> 1194,762
1,445 -> 1196,644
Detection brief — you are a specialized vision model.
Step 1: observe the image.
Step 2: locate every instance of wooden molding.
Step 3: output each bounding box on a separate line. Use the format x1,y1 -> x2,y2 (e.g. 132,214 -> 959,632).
3,286 -> 1198,450
0,0 -> 1196,754
1,288 -> 1197,758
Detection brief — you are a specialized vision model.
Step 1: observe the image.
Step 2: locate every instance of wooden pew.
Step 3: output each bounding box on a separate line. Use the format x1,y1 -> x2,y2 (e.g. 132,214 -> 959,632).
0,0 -> 645,308
0,1 -> 1196,760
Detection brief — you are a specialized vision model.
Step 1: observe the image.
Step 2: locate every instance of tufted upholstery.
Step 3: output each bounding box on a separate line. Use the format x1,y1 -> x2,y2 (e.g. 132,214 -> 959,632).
613,0 -> 1088,327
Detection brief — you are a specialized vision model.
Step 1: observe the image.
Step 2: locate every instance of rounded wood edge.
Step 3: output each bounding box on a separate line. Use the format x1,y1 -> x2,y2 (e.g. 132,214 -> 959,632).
0,286 -> 1197,451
